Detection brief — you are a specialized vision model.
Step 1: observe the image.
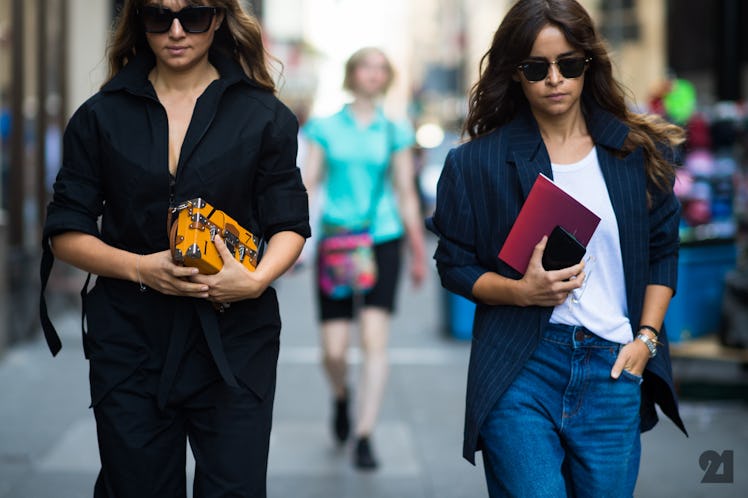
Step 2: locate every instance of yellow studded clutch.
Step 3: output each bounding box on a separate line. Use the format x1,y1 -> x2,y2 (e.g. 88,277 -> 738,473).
169,198 -> 259,275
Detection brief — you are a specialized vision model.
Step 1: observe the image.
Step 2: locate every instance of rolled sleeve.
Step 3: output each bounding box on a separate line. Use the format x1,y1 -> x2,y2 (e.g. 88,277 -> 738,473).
43,103 -> 104,245
427,150 -> 487,300
40,102 -> 105,356
256,107 -> 311,239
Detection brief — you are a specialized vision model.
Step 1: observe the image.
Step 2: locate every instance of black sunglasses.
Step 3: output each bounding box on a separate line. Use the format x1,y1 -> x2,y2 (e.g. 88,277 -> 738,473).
138,5 -> 218,34
517,57 -> 591,82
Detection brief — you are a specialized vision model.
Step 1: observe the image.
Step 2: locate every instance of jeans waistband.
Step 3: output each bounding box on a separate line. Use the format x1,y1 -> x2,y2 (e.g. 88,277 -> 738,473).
543,322 -> 620,349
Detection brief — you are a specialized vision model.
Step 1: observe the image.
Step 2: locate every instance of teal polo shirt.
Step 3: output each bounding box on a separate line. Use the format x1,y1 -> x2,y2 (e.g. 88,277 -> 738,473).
303,105 -> 415,243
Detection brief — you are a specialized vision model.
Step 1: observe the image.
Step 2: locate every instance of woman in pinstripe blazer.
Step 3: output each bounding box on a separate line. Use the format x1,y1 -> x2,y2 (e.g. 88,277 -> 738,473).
428,1 -> 687,496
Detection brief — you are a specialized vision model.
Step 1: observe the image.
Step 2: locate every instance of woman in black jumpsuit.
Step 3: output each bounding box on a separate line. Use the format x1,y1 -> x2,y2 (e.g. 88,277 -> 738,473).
39,1 -> 309,496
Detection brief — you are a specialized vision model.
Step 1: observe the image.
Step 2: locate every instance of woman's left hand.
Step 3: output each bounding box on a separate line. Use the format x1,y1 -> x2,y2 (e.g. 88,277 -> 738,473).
610,337 -> 652,379
190,236 -> 269,303
410,252 -> 426,288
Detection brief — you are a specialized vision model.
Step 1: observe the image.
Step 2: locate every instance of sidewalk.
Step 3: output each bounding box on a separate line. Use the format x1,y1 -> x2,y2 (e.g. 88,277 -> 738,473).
1,244 -> 747,497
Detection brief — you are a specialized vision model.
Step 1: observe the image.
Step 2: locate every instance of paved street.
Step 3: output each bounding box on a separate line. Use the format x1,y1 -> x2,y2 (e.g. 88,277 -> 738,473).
1,239 -> 747,497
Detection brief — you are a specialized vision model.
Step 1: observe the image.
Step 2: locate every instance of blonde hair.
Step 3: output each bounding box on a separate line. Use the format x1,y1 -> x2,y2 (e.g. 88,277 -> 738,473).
105,0 -> 277,91
343,47 -> 394,94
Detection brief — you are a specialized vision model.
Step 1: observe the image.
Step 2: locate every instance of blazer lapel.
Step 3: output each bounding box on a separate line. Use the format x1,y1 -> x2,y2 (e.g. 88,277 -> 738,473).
513,154 -> 552,198
506,110 -> 552,199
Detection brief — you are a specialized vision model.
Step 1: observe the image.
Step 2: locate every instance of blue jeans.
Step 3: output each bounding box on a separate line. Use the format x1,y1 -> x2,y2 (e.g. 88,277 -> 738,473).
480,323 -> 641,498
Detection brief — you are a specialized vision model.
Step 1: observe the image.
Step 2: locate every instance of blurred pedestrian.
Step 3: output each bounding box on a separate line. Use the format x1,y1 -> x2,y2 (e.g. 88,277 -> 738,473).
39,1 -> 309,496
302,47 -> 426,470
427,0 -> 687,495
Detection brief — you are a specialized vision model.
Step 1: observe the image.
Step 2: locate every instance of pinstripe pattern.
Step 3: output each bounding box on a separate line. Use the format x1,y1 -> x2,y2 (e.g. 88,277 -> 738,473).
428,105 -> 686,464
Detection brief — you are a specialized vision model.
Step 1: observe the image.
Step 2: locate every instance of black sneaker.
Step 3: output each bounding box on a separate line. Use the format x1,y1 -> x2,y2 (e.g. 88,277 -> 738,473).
332,393 -> 350,444
354,436 -> 379,470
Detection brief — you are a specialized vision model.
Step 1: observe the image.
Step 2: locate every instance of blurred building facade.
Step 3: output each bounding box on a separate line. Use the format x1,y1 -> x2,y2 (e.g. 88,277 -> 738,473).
0,0 -> 745,354
267,0 -> 674,134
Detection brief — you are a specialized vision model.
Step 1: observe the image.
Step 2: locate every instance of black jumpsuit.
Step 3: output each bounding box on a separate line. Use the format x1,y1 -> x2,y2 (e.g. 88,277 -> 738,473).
40,50 -> 310,497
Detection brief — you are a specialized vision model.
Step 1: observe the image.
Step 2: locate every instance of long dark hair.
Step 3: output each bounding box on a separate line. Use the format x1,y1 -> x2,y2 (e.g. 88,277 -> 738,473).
105,0 -> 276,91
465,0 -> 684,193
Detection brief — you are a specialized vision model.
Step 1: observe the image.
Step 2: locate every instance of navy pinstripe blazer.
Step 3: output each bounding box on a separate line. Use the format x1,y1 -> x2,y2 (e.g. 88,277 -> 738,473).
428,105 -> 687,464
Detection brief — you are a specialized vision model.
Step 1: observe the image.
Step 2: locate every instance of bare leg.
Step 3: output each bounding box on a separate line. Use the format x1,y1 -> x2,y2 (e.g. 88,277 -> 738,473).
320,319 -> 351,398
321,319 -> 352,444
355,307 -> 391,437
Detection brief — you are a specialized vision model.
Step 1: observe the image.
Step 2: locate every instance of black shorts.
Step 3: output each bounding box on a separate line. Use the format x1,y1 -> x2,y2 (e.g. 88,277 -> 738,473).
316,238 -> 403,321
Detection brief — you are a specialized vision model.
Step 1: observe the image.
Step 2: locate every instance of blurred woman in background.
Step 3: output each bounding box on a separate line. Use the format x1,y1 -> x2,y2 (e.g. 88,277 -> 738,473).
302,47 -> 425,470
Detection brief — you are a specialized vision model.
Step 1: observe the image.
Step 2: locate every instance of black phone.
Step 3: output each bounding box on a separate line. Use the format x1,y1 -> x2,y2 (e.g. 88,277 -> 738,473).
542,225 -> 586,271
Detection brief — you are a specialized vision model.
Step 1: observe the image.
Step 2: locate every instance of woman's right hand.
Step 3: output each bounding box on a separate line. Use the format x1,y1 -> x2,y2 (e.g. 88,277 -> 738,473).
137,250 -> 210,298
516,236 -> 585,307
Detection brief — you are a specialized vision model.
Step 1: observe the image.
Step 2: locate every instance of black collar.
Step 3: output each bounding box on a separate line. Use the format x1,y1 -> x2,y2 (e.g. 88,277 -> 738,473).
101,48 -> 256,96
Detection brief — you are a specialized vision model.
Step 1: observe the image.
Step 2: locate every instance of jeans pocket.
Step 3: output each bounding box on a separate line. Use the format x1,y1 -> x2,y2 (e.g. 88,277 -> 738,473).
619,368 -> 643,385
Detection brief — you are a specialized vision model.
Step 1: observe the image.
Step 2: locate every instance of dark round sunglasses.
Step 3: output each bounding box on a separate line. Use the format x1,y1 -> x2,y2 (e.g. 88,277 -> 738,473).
138,5 -> 219,34
517,57 -> 591,82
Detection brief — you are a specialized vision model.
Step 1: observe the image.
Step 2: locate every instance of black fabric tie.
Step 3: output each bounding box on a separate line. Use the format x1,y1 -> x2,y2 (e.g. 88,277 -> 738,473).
156,302 -> 193,409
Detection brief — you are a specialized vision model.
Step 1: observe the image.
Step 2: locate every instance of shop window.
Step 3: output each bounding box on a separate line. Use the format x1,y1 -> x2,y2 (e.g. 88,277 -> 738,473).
599,0 -> 640,44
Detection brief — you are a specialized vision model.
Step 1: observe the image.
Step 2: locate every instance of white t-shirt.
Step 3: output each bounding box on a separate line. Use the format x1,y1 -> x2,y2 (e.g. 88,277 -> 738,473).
549,147 -> 633,345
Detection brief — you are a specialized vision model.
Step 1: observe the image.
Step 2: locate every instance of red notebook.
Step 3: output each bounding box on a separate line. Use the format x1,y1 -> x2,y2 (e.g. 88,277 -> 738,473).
498,173 -> 601,274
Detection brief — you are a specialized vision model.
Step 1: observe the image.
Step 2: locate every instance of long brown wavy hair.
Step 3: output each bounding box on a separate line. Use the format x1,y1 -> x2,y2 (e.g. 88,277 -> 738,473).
465,0 -> 684,193
105,0 -> 276,91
